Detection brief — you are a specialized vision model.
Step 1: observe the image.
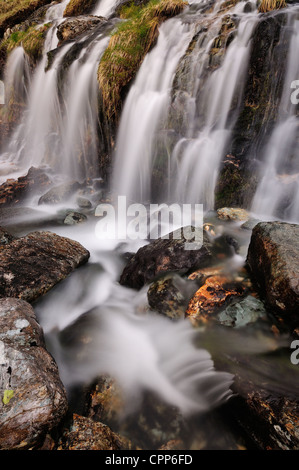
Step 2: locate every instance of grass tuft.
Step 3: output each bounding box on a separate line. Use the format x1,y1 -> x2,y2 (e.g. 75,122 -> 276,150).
97,0 -> 188,122
258,0 -> 286,13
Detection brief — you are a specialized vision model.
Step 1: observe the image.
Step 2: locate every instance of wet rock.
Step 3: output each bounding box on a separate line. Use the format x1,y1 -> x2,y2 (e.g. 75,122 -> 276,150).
217,295 -> 267,328
77,196 -> 92,209
0,231 -> 90,303
147,274 -> 199,320
63,211 -> 87,225
0,227 -> 15,246
57,413 -> 132,450
119,227 -> 213,289
38,181 -> 81,205
0,167 -> 51,207
186,273 -> 246,326
246,221 -> 299,324
0,298 -> 68,450
57,16 -> 106,43
217,207 -> 249,222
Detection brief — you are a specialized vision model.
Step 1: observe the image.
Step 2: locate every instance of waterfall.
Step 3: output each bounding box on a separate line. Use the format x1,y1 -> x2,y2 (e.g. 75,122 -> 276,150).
251,13 -> 299,223
112,0 -> 259,208
93,0 -> 123,18
112,17 -> 194,204
0,1 -> 111,184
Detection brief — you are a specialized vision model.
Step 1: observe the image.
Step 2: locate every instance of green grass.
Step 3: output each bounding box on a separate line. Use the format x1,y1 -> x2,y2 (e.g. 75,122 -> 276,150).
97,0 -> 188,121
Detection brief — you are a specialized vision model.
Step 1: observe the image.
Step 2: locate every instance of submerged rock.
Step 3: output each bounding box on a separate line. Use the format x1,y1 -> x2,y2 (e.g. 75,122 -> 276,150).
119,227 -> 213,289
0,298 -> 68,450
0,231 -> 90,302
63,211 -> 87,225
246,221 -> 299,324
147,273 -> 199,320
38,181 -> 81,205
217,207 -> 249,222
217,295 -> 267,328
57,414 -> 132,450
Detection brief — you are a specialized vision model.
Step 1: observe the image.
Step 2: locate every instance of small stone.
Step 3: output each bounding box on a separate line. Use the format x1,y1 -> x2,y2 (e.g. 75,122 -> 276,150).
217,207 -> 249,222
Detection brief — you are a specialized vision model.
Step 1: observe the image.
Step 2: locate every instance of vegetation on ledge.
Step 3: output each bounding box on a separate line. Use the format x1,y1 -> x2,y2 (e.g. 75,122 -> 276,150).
0,23 -> 52,65
63,0 -> 99,17
258,0 -> 286,13
97,0 -> 188,122
0,0 -> 55,37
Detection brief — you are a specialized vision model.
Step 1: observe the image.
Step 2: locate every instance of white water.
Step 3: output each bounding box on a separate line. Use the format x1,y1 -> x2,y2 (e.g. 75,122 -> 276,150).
112,1 -> 258,207
93,0 -> 123,18
251,14 -> 299,223
112,17 -> 194,203
0,2 -> 110,183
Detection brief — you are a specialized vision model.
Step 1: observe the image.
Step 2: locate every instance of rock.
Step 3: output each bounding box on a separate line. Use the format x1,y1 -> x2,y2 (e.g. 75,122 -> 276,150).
119,227 -> 213,289
0,298 -> 68,450
217,295 -> 267,328
186,274 -> 246,326
0,167 -> 51,207
217,207 -> 249,222
0,231 -> 90,303
0,227 -> 15,246
63,211 -> 87,225
147,274 -> 199,320
56,16 -> 106,43
246,222 -> 299,323
77,196 -> 92,209
57,414 -> 132,450
38,181 -> 81,205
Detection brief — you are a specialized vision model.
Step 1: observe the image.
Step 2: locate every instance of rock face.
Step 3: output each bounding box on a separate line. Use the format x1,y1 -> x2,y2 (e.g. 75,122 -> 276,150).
246,222 -> 299,323
120,227 -> 213,289
0,298 -> 68,450
38,181 -> 81,205
0,231 -> 90,302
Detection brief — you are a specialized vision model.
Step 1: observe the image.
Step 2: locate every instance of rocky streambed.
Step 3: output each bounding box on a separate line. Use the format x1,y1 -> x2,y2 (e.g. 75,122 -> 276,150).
0,174 -> 298,450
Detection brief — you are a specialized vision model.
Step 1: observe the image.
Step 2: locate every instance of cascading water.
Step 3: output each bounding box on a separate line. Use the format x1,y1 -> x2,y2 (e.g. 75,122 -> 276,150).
0,0 -> 113,184
112,0 -> 259,208
0,0 -> 298,450
251,13 -> 299,223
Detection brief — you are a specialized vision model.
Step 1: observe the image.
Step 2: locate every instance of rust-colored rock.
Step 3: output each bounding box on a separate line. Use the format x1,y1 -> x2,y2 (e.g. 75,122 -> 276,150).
186,274 -> 246,324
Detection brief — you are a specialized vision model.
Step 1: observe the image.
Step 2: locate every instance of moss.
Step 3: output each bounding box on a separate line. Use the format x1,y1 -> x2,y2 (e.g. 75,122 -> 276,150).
63,0 -> 98,17
0,23 -> 51,64
258,0 -> 286,13
97,0 -> 188,122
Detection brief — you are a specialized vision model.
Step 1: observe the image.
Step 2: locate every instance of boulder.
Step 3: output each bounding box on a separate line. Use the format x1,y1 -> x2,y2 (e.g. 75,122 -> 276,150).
119,227 -> 213,289
0,231 -> 90,302
246,222 -> 299,323
0,298 -> 68,450
56,15 -> 106,43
